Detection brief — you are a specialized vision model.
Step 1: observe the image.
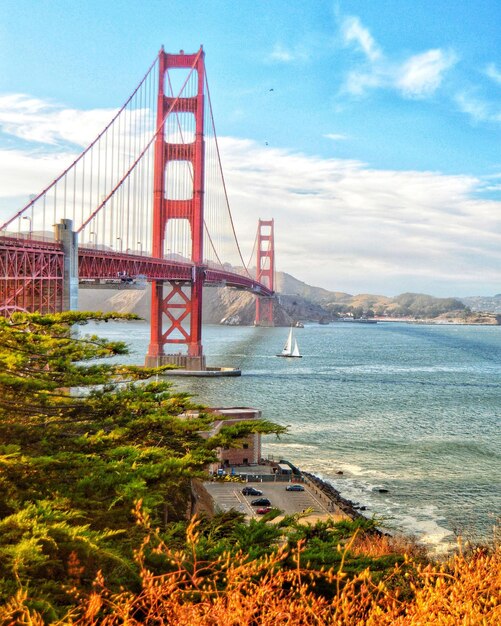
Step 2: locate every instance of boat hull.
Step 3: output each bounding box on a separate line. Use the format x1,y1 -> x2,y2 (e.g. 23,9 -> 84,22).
276,354 -> 302,358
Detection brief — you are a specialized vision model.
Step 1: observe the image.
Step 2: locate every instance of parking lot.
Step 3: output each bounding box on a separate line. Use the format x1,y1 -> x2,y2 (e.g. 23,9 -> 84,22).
203,481 -> 342,521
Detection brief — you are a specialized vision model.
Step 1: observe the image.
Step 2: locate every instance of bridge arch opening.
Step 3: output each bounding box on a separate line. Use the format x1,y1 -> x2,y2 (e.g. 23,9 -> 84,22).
164,68 -> 199,99
164,218 -> 192,262
164,161 -> 194,201
164,112 -> 196,144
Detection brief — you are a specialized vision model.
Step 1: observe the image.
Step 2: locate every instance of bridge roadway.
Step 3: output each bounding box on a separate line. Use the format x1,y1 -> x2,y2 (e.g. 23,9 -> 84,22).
81,248 -> 274,293
0,235 -> 273,296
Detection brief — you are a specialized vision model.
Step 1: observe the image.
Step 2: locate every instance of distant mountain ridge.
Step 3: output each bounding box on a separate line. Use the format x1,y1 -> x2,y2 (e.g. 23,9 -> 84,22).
275,272 -> 471,320
460,294 -> 501,313
77,270 -> 501,325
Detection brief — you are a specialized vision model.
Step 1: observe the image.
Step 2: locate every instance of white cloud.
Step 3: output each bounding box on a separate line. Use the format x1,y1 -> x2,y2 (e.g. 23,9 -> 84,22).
485,63 -> 501,85
324,133 -> 348,141
341,16 -> 382,62
218,137 -> 501,296
268,44 -> 293,63
2,96 -> 501,297
0,93 -> 118,146
267,43 -> 309,64
396,49 -> 457,98
455,91 -> 501,124
339,15 -> 456,100
0,148 -> 77,199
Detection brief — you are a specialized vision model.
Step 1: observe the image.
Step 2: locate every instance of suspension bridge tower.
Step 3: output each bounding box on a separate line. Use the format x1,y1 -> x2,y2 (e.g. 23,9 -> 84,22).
0,46 -> 277,371
146,48 -> 207,370
255,219 -> 275,326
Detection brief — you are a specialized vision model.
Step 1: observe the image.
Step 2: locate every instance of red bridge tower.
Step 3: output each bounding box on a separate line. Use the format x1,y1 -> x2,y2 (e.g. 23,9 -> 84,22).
255,219 -> 275,326
146,48 -> 206,369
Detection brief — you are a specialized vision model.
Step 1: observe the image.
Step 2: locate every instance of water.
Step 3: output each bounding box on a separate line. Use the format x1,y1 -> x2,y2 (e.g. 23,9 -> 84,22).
83,320 -> 501,552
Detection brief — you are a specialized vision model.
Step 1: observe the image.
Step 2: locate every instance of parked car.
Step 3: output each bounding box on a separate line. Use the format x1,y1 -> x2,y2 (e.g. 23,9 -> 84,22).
242,486 -> 263,496
285,484 -> 305,491
256,506 -> 272,515
251,497 -> 271,507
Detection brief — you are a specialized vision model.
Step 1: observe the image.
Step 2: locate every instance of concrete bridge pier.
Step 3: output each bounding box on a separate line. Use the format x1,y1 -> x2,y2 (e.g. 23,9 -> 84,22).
55,219 -> 78,311
145,353 -> 206,370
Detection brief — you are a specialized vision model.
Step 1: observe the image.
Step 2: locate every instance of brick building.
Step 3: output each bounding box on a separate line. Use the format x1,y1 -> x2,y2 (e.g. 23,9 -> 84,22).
205,407 -> 262,470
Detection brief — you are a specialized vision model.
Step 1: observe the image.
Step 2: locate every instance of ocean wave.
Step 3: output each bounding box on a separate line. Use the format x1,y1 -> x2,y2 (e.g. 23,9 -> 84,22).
321,477 -> 456,550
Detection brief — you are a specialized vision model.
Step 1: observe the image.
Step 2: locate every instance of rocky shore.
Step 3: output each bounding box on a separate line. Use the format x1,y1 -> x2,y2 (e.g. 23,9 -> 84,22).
302,471 -> 388,538
302,471 -> 368,521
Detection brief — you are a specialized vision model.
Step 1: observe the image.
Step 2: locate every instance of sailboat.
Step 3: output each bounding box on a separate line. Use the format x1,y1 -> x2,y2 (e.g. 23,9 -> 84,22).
276,327 -> 302,358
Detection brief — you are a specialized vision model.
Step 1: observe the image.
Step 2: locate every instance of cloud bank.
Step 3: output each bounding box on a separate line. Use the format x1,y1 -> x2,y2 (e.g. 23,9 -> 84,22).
0,94 -> 117,147
219,138 -> 501,296
1,95 -> 501,297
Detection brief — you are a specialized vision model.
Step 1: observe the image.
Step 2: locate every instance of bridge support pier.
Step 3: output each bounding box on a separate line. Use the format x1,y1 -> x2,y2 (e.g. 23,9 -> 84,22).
146,271 -> 206,371
256,298 -> 275,327
55,219 -> 78,311
145,353 -> 206,370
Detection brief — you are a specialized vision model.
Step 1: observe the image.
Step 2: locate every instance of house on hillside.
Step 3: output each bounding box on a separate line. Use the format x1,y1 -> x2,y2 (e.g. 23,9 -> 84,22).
178,406 -> 264,472
208,407 -> 262,470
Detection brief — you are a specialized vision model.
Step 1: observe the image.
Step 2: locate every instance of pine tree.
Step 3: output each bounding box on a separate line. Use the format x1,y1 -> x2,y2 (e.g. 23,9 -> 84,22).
0,311 -> 284,612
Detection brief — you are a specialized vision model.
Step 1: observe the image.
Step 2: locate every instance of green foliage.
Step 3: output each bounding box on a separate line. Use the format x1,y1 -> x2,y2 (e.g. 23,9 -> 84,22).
391,292 -> 466,318
207,419 -> 287,450
0,499 -> 126,605
0,312 -> 288,617
0,312 -> 212,606
324,292 -> 466,319
0,311 -> 413,620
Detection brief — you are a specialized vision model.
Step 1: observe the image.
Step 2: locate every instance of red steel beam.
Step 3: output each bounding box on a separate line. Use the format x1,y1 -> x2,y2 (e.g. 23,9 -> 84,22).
0,237 -> 64,314
78,248 -> 193,281
1,237 -> 273,317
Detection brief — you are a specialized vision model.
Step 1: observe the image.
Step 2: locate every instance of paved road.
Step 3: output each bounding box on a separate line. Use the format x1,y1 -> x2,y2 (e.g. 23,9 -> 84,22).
203,482 -> 334,519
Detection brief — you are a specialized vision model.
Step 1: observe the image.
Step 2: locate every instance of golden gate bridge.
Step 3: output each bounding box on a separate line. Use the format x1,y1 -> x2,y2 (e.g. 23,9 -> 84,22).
0,47 -> 275,371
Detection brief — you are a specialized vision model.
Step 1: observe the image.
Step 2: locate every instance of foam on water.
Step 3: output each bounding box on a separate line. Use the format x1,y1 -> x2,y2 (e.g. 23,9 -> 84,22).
319,475 -> 457,550
392,510 -> 456,554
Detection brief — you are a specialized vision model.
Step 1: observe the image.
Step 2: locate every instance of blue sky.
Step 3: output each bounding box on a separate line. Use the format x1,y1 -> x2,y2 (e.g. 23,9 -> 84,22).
1,1 -> 501,296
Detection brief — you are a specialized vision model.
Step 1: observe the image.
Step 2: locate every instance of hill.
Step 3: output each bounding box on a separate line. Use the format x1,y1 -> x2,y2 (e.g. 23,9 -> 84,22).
461,294 -> 501,313
78,272 -> 500,325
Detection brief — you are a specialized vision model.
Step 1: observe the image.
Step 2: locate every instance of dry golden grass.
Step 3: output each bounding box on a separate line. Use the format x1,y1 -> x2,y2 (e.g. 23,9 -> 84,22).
77,517 -> 501,626
349,532 -> 423,559
1,518 -> 499,625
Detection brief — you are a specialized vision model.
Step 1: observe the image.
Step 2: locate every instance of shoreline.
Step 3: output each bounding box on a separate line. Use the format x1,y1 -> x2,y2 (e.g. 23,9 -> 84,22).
301,471 -> 385,534
302,471 -> 367,520
375,318 -> 501,326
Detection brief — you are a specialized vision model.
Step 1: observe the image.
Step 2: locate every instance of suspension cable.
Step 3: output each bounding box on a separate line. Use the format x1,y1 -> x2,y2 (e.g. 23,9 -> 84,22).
0,53 -> 161,231
204,71 -> 251,277
78,50 -> 203,234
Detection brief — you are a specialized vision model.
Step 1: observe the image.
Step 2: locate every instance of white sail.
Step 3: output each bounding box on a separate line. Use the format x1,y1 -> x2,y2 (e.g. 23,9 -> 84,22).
282,327 -> 293,355
277,327 -> 302,358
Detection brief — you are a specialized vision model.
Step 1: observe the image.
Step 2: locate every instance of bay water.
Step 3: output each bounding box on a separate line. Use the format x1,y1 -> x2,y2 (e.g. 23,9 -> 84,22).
84,319 -> 500,552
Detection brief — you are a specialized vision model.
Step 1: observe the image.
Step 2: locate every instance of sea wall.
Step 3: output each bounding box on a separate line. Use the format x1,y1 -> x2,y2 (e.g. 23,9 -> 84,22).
302,471 -> 367,521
